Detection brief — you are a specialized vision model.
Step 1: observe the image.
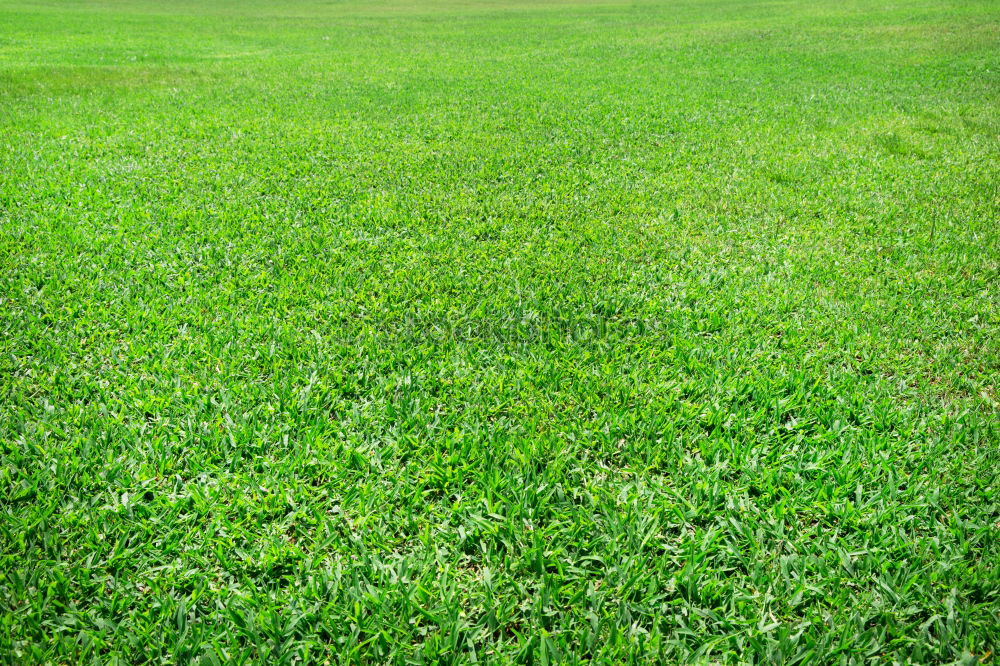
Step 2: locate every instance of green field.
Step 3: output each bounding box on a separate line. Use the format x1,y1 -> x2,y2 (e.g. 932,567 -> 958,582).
2,0 -> 999,662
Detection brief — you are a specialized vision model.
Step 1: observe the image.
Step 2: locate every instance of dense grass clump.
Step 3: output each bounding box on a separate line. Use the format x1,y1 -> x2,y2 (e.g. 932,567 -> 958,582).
1,0 -> 998,662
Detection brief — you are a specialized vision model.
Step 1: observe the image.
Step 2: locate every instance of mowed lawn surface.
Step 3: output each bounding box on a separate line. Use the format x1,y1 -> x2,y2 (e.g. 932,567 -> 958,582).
1,0 -> 999,662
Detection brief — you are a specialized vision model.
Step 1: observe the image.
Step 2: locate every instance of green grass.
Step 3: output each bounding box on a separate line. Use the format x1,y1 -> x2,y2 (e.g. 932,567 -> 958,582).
1,0 -> 999,662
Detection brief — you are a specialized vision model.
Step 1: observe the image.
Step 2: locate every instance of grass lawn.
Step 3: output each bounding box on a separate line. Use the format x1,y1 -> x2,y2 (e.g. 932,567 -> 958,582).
1,0 -> 999,662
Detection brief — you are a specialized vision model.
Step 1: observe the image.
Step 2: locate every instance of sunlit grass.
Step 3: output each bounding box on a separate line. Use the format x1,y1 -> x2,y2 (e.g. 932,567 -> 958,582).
1,0 -> 998,662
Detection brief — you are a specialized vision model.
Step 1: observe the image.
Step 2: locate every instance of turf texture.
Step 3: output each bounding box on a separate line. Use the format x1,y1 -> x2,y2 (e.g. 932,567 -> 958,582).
1,0 -> 999,662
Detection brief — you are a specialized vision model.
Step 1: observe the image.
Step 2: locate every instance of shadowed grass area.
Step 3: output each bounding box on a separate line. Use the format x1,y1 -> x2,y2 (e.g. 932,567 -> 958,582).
1,0 -> 998,662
